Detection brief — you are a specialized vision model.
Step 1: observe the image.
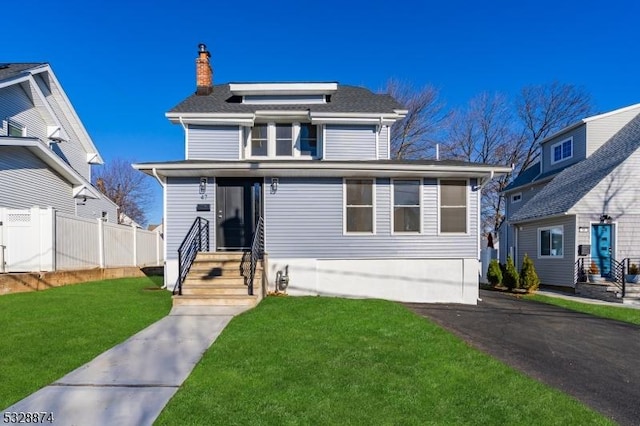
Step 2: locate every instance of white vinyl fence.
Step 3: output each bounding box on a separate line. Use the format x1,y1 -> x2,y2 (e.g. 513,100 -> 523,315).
0,207 -> 163,273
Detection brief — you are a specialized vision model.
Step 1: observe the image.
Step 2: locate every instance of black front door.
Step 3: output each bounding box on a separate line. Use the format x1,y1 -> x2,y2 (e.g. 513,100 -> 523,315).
216,178 -> 262,250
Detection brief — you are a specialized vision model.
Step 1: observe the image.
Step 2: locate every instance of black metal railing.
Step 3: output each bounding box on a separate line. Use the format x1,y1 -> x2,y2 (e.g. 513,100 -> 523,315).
242,216 -> 264,296
175,217 -> 210,295
575,256 -> 626,297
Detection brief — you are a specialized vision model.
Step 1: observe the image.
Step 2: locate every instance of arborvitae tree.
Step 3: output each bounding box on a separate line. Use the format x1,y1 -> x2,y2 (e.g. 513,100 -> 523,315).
487,259 -> 502,287
520,254 -> 540,293
504,256 -> 520,291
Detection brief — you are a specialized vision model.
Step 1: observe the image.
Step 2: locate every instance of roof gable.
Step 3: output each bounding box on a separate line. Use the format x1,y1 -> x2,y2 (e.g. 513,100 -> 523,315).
510,113 -> 640,222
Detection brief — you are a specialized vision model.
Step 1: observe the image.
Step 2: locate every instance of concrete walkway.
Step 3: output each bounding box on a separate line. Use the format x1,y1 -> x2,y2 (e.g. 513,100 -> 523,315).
4,305 -> 252,426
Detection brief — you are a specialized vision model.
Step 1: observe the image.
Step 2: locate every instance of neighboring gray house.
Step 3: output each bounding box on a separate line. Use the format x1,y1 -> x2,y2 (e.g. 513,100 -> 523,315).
500,103 -> 640,288
0,63 -> 118,221
135,45 -> 510,304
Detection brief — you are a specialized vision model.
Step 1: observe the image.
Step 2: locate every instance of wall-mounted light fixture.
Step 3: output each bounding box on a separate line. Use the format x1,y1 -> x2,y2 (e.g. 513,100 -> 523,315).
271,178 -> 279,194
599,214 -> 612,224
199,177 -> 207,199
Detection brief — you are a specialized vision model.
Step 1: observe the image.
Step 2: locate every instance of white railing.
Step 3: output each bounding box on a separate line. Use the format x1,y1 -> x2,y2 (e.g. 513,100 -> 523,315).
0,207 -> 163,272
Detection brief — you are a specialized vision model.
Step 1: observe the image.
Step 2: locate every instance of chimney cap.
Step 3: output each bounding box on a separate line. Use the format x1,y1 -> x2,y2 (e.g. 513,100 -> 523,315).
198,43 -> 208,53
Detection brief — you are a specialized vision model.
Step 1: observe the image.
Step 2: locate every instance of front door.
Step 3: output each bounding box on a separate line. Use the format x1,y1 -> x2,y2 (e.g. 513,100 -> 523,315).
216,178 -> 262,251
592,224 -> 613,277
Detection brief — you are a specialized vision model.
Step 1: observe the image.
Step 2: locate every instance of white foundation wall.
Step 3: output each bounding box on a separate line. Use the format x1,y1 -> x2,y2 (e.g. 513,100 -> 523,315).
165,259 -> 178,291
269,258 -> 480,304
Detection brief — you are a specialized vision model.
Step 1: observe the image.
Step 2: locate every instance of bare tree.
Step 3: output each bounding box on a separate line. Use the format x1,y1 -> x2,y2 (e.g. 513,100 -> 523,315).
385,79 -> 448,159
93,158 -> 154,226
442,92 -> 521,232
516,81 -> 593,173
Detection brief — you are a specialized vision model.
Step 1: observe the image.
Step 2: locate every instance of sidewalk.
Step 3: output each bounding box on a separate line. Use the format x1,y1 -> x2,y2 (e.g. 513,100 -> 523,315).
536,289 -> 640,309
4,305 -> 252,426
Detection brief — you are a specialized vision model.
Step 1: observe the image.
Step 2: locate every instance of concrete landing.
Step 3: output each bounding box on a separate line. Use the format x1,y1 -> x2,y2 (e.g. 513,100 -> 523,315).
4,305 -> 253,425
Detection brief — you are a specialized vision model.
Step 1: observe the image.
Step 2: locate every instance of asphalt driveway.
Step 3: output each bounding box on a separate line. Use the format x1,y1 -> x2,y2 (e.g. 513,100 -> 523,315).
405,290 -> 640,426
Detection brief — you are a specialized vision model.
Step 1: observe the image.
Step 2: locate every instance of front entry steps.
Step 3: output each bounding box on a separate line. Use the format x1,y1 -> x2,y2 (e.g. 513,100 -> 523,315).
576,282 -> 640,305
173,252 -> 263,307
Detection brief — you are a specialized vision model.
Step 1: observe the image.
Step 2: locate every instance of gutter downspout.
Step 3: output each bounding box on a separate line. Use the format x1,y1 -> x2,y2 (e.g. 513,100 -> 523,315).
152,167 -> 168,288
179,116 -> 188,159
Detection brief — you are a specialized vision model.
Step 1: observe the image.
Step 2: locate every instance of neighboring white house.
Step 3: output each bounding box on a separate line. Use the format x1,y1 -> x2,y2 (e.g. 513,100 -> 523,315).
0,63 -> 162,272
500,103 -> 640,288
135,45 -> 510,304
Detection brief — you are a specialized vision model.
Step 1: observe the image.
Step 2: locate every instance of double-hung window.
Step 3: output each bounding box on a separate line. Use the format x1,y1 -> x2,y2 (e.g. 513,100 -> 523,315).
393,179 -> 421,233
345,179 -> 374,233
275,124 -> 293,156
299,123 -> 317,157
440,180 -> 467,233
251,124 -> 268,156
539,226 -> 563,257
551,138 -> 572,164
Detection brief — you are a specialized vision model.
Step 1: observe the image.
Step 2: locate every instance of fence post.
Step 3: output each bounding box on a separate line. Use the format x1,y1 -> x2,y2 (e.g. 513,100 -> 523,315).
156,229 -> 162,266
97,218 -> 105,268
132,223 -> 137,267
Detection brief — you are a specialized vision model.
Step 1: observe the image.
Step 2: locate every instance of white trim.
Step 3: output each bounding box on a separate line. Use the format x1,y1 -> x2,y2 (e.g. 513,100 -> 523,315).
391,178 -> 423,235
135,161 -> 512,177
229,82 -> 338,96
537,225 -> 564,259
550,137 -> 573,165
244,95 -> 326,105
343,178 -> 376,235
437,178 -> 469,235
375,123 -> 380,159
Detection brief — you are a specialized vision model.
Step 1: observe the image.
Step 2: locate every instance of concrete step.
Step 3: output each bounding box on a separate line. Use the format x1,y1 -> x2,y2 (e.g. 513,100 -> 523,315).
181,284 -> 248,296
184,276 -> 246,286
190,260 -> 242,271
195,252 -> 245,262
172,294 -> 259,307
622,297 -> 640,306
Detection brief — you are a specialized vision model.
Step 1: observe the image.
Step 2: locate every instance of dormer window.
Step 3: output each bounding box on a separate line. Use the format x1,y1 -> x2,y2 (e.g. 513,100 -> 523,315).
551,137 -> 572,164
247,122 -> 321,159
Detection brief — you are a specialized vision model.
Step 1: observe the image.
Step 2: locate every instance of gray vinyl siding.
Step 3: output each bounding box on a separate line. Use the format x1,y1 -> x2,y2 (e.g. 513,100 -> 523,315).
541,125 -> 586,174
505,183 -> 545,218
165,177 -> 215,260
0,85 -> 47,141
187,125 -> 240,160
0,146 -> 75,214
324,125 -> 377,160
76,195 -> 118,223
573,147 -> 640,260
264,176 -> 478,259
586,107 -> 640,156
516,215 -> 576,286
378,125 -> 389,159
33,74 -> 91,179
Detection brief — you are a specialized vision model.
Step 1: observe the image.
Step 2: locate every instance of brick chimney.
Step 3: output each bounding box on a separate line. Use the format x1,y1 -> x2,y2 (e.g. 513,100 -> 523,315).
195,43 -> 213,96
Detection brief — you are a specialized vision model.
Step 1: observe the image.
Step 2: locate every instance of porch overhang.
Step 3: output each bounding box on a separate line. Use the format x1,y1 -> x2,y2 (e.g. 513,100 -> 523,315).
133,160 -> 512,180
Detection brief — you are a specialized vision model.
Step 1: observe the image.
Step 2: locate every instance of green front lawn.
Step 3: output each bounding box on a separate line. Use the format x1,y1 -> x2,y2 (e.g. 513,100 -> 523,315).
156,297 -> 610,425
0,277 -> 171,409
526,294 -> 640,325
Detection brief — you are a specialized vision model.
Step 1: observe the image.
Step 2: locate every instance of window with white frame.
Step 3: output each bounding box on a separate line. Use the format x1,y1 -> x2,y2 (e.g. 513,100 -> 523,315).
248,122 -> 319,158
7,119 -> 26,137
539,226 -> 563,257
299,123 -> 317,157
251,124 -> 268,156
393,179 -> 421,233
511,192 -> 522,203
345,179 -> 374,233
551,137 -> 572,164
440,180 -> 467,233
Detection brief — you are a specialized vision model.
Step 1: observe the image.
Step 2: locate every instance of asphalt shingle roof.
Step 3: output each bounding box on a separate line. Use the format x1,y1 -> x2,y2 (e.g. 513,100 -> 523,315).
0,63 -> 46,82
169,84 -> 404,114
510,113 -> 640,222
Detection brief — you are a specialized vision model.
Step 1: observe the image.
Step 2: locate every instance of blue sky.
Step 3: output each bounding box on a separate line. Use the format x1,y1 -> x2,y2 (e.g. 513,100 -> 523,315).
5,0 -> 639,224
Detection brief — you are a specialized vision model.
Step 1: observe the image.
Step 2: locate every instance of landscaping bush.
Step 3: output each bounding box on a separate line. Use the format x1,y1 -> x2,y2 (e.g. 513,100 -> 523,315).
503,256 -> 520,290
487,259 -> 502,286
519,254 -> 540,293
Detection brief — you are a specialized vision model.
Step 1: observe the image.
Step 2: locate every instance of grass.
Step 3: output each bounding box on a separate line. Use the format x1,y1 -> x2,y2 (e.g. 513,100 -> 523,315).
525,293 -> 640,325
0,276 -> 171,409
156,297 -> 610,425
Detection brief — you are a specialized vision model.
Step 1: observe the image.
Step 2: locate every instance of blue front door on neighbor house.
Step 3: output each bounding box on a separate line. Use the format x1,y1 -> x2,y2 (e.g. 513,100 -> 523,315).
592,224 -> 612,277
